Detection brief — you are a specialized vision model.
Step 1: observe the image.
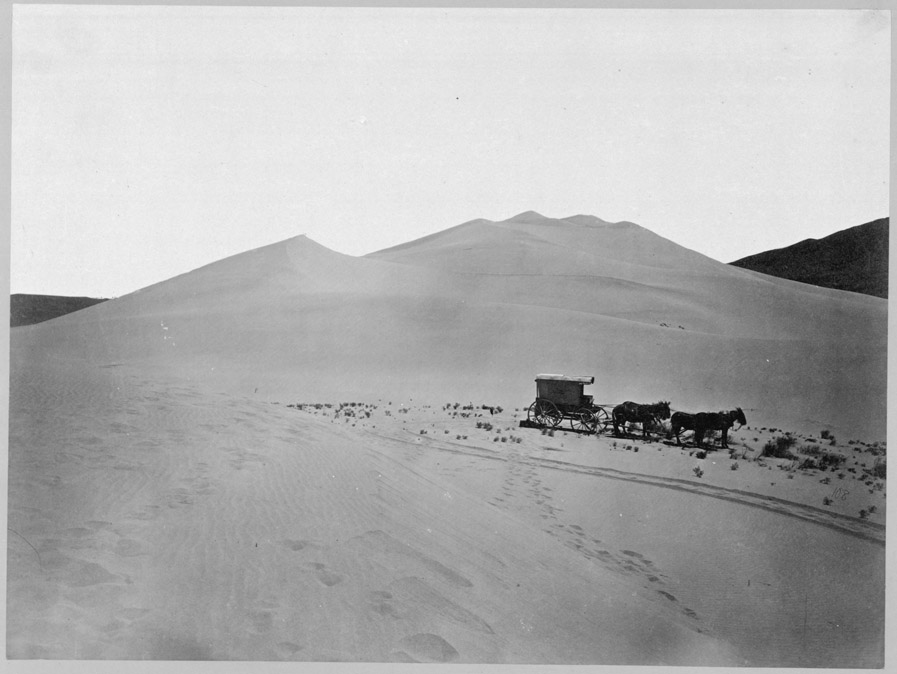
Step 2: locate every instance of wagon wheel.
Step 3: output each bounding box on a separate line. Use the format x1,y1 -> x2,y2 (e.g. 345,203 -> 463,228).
541,400 -> 562,428
528,399 -> 561,428
570,408 -> 598,434
592,407 -> 612,434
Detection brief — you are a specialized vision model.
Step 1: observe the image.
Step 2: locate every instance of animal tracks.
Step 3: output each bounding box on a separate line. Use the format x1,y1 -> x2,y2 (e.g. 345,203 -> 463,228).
389,433 -> 885,545
368,590 -> 403,619
307,562 -> 344,587
392,632 -> 460,663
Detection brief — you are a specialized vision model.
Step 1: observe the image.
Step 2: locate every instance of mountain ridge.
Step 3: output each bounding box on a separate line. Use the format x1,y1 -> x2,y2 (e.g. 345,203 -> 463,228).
730,218 -> 888,298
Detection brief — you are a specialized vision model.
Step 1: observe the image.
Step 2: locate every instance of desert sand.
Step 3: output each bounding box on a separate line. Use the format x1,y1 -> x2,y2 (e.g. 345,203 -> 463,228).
7,212 -> 887,666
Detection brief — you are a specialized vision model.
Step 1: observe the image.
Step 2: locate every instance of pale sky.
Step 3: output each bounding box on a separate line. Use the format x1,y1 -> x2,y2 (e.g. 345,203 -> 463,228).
11,6 -> 890,298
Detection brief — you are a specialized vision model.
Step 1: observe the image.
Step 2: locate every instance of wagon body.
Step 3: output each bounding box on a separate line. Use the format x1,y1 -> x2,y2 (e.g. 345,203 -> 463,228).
527,374 -> 612,433
535,374 -> 594,409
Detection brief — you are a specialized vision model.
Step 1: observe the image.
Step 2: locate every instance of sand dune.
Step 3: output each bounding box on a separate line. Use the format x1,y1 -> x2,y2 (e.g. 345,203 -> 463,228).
12,212 -> 887,437
8,211 -> 887,664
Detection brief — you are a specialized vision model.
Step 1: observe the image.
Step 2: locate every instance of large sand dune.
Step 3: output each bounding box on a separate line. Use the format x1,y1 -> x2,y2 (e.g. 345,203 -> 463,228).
8,211 -> 887,664
12,212 -> 887,437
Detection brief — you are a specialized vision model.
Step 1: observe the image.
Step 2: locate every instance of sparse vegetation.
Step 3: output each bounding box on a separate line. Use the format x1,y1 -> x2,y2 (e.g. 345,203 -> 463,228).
762,435 -> 797,460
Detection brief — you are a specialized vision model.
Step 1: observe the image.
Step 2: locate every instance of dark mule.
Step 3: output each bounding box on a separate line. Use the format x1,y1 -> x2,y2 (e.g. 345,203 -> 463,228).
670,411 -> 696,446
693,408 -> 747,449
612,401 -> 671,439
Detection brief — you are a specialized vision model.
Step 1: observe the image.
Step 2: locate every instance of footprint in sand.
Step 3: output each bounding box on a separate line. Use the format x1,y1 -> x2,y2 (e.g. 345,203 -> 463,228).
114,538 -> 149,557
393,633 -> 459,663
248,610 -> 274,633
368,590 -> 402,619
57,557 -> 120,587
131,505 -> 161,522
308,562 -> 344,587
276,642 -> 303,657
621,550 -> 644,559
281,539 -> 310,552
657,590 -> 678,602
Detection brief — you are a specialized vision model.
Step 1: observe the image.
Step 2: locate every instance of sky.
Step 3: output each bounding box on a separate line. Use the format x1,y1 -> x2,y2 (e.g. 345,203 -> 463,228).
11,6 -> 891,298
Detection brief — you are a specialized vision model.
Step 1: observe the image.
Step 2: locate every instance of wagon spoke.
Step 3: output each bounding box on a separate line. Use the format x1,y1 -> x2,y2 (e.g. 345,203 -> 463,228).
593,407 -> 612,434
541,400 -> 562,428
570,408 -> 597,433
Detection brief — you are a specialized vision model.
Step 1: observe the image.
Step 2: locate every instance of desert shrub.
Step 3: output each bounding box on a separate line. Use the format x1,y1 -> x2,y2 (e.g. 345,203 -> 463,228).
693,466 -> 704,478
800,444 -> 823,456
695,450 -> 707,460
818,452 -> 846,471
731,461 -> 739,471
859,509 -> 868,519
872,459 -> 886,479
823,497 -> 832,506
821,429 -> 832,440
762,435 -> 798,459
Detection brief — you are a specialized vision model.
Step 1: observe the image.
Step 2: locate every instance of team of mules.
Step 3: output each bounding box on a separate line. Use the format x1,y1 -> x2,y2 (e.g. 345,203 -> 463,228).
613,401 -> 746,449
671,408 -> 747,448
612,401 -> 671,439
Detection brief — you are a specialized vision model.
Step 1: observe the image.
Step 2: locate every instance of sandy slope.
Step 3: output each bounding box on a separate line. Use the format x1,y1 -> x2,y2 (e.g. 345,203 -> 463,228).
7,361 -> 884,664
13,212 -> 885,439
9,362 -> 752,664
7,211 -> 887,665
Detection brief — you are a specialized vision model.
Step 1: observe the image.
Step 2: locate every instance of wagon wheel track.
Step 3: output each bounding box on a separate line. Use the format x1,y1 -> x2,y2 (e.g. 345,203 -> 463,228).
367,428 -> 885,547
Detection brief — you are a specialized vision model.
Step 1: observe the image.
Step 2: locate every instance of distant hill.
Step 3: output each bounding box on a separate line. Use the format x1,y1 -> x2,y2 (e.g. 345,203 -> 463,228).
729,218 -> 888,298
11,294 -> 108,327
